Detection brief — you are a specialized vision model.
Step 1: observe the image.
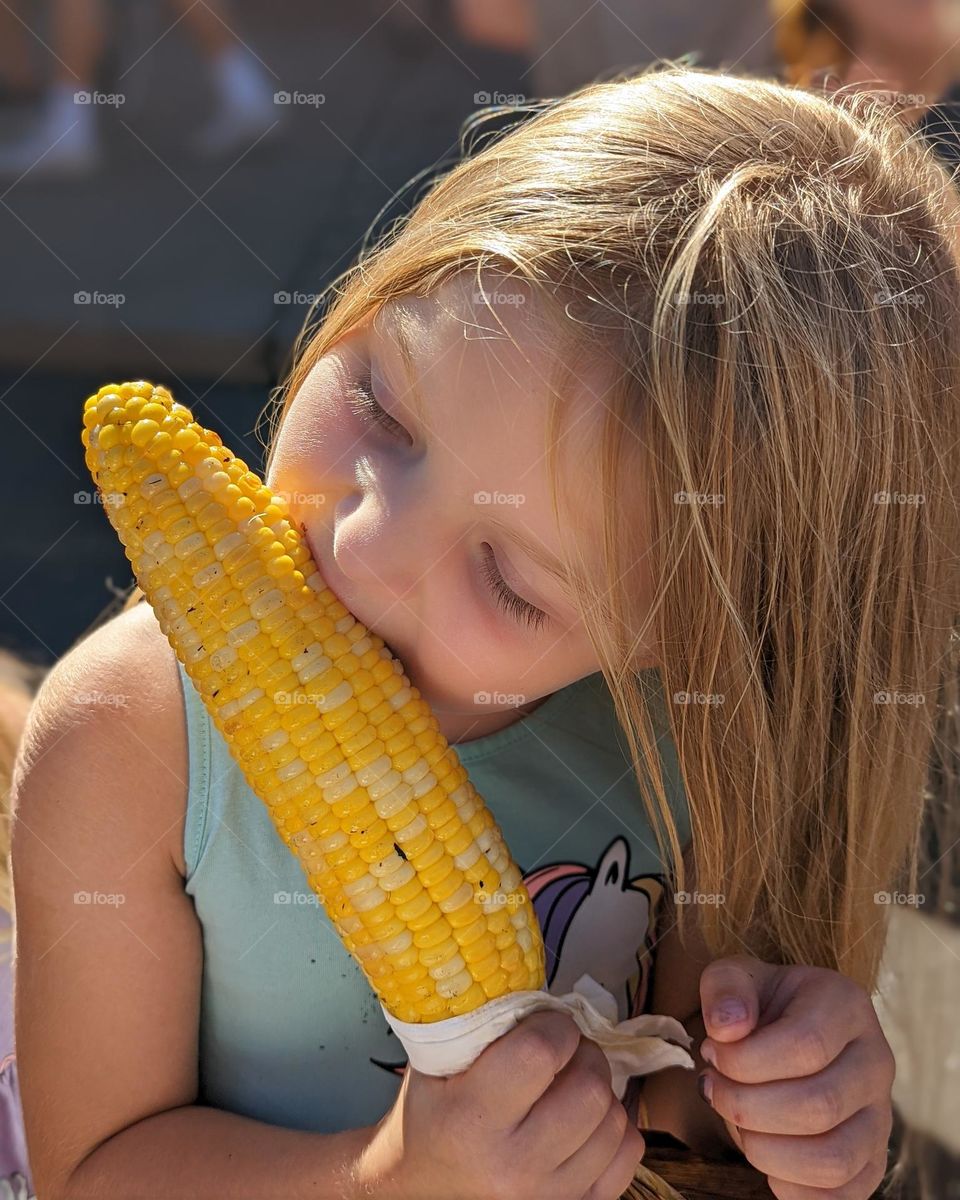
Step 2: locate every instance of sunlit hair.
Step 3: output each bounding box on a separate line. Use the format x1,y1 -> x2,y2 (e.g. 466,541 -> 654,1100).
128,65 -> 960,1000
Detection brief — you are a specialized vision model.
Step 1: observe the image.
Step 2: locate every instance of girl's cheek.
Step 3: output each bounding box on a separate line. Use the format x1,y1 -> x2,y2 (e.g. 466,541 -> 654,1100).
417,622 -> 529,701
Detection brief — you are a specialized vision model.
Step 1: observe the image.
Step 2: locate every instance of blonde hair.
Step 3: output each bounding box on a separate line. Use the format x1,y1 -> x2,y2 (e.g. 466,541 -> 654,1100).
127,65 -> 960,1000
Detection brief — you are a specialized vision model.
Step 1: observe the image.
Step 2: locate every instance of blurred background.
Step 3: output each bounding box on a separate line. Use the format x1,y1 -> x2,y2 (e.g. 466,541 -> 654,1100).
5,0 -> 960,665
0,2 -> 958,1197
0,0 -> 788,664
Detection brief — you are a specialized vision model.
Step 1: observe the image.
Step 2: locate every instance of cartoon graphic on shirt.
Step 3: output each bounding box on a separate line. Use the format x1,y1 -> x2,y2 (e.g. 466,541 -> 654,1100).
523,836 -> 664,1020
370,835 -> 667,1079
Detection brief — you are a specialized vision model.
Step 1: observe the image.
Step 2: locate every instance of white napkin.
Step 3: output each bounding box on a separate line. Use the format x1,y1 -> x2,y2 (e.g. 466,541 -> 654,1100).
381,973 -> 696,1100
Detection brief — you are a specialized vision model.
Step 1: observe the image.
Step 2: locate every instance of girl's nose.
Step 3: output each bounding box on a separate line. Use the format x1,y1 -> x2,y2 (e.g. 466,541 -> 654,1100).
332,481 -> 431,601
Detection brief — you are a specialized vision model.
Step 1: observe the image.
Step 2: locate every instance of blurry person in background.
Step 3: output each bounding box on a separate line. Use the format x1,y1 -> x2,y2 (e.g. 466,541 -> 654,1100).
0,0 -> 278,178
415,1 -> 783,100
874,632 -> 960,1200
449,0 -> 537,54
520,0 -> 780,100
0,651 -> 45,1200
772,0 -> 960,167
0,2 -> 43,108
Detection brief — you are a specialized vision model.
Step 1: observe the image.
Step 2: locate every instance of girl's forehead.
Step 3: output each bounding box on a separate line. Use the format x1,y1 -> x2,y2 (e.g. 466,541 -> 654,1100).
372,277 -> 617,567
372,272 -> 554,347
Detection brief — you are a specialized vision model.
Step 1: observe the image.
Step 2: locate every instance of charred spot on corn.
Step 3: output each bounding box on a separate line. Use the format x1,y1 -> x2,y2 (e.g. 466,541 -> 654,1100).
81,380 -> 546,1023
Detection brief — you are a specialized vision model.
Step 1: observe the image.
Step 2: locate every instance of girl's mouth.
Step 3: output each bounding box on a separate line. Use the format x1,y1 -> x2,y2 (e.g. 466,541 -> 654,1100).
300,521 -> 400,661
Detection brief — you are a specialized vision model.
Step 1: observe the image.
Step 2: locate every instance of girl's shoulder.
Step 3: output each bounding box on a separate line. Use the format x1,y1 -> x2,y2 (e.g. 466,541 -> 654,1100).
18,600 -> 188,878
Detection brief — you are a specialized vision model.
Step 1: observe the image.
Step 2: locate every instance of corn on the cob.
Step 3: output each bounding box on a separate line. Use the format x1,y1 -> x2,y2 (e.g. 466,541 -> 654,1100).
81,380 -> 546,1023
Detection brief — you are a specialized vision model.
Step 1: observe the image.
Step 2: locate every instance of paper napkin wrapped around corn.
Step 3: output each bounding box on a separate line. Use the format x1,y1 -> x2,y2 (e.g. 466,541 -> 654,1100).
81,380 -> 694,1110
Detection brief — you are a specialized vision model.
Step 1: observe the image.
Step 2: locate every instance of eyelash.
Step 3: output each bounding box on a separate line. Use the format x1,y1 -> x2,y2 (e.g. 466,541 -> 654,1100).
346,373 -> 546,634
346,373 -> 411,443
479,543 -> 548,633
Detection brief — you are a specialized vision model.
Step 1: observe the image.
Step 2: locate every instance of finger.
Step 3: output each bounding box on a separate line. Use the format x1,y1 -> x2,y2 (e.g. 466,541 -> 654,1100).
464,1009 -> 581,1129
702,1036 -> 894,1135
515,1037 -> 614,1166
699,955 -> 780,1043
736,1105 -> 886,1190
765,1152 -> 890,1200
701,972 -> 871,1083
551,1094 -> 634,1196
582,1123 -> 647,1200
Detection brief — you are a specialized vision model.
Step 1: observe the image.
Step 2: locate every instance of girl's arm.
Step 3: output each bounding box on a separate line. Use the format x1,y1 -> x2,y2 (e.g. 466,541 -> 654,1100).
63,1107 -> 377,1200
635,845 -> 743,1158
10,605 -> 383,1200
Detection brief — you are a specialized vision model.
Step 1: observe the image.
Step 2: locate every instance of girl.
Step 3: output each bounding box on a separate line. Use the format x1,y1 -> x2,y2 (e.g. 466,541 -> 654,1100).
12,65 -> 959,1199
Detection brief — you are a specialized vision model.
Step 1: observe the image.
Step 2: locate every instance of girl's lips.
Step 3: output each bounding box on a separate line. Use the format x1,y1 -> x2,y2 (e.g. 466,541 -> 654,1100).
303,524 -> 346,601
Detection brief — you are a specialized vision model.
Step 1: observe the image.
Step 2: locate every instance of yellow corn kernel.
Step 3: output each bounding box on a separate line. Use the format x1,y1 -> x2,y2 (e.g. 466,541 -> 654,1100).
82,381 -> 546,1022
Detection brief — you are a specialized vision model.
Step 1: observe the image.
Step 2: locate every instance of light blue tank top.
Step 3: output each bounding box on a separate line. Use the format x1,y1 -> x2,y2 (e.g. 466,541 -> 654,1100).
177,659 -> 691,1134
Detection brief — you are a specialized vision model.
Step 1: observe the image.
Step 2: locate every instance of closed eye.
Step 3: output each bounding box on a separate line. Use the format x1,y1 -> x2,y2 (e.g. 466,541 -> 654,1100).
479,543 -> 548,633
346,373 -> 412,444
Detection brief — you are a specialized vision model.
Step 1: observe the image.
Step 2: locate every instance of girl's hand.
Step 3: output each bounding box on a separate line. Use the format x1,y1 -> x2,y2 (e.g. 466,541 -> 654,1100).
356,1009 -> 645,1200
697,955 -> 895,1200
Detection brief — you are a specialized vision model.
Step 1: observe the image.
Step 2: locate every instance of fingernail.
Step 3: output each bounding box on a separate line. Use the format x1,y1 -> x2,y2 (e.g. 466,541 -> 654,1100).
700,1040 -> 717,1067
712,999 -> 748,1026
697,1071 -> 713,1106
